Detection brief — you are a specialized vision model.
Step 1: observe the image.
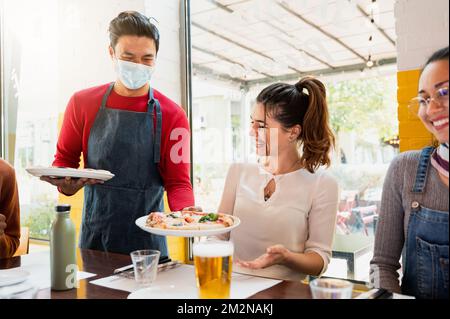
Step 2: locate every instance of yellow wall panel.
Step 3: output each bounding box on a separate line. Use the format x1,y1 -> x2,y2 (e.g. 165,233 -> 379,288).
407,138 -> 437,152
399,121 -> 435,138
164,193 -> 187,262
397,69 -> 433,152
397,70 -> 421,86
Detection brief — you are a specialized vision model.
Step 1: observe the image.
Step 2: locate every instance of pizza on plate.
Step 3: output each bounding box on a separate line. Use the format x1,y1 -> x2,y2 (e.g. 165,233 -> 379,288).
146,211 -> 234,230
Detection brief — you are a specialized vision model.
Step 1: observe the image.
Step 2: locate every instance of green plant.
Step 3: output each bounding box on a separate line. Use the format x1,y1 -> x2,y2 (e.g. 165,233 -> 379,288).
327,75 -> 398,141
23,201 -> 57,240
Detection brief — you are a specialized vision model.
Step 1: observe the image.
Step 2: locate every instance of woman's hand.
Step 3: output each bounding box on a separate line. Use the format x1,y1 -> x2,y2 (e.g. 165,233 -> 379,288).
236,245 -> 291,269
40,176 -> 104,196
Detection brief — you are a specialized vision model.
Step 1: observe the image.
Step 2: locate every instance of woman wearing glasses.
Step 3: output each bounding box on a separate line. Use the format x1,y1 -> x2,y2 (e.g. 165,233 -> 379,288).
218,77 -> 339,281
370,47 -> 449,299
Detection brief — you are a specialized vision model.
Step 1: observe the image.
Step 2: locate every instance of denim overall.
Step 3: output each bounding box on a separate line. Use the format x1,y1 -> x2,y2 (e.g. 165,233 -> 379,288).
79,83 -> 168,257
401,147 -> 449,299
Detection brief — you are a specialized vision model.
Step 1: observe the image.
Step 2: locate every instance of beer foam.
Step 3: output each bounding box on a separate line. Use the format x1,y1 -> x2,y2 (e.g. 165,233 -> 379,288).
193,242 -> 234,257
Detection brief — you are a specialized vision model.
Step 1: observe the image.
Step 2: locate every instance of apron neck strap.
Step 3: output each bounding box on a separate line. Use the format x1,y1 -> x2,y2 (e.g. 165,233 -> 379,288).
150,88 -> 162,164
148,87 -> 155,106
101,83 -> 115,109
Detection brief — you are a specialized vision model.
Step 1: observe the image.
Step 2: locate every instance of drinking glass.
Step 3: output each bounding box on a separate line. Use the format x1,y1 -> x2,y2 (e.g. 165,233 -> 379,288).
310,278 -> 353,299
130,250 -> 160,288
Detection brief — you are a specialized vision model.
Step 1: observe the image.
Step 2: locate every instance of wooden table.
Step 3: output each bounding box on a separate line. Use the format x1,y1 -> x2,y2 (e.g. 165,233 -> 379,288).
0,249 -> 315,299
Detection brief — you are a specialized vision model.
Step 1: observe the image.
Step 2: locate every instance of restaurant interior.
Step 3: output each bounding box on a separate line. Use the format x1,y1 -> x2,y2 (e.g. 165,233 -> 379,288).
0,0 -> 448,301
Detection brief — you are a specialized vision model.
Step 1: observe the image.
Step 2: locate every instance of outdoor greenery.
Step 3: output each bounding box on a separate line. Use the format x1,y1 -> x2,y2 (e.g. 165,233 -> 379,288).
22,199 -> 57,240
327,75 -> 398,141
326,74 -> 399,203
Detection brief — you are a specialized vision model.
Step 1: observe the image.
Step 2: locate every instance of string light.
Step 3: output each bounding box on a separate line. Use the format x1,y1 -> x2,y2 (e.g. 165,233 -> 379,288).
366,0 -> 376,68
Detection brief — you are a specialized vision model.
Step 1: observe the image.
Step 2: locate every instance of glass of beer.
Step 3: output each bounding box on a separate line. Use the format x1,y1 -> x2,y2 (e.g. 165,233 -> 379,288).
193,240 -> 234,299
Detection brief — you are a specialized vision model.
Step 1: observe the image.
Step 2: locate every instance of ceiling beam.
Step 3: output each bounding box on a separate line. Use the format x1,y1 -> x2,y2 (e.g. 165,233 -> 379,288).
192,45 -> 274,78
193,63 -> 250,87
246,57 -> 397,86
278,1 -> 367,63
206,0 -> 233,13
205,1 -> 336,70
192,57 -> 397,88
265,21 -> 337,69
192,22 -> 304,74
354,3 -> 396,47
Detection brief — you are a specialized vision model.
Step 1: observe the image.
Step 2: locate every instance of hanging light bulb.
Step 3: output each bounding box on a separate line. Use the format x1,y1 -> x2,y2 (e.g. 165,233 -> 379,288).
366,0 -> 376,69
366,56 -> 374,68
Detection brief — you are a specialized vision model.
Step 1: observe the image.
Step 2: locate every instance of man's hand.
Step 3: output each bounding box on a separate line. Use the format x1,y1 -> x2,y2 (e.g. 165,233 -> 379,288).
40,176 -> 104,196
236,245 -> 291,269
0,214 -> 6,236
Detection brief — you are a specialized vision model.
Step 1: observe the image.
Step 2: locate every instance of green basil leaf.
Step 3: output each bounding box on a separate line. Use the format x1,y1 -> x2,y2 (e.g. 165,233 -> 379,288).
208,213 -> 219,221
199,216 -> 209,223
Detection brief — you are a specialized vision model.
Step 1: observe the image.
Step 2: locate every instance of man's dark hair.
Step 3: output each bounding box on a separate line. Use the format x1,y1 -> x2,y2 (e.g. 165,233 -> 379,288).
109,11 -> 160,53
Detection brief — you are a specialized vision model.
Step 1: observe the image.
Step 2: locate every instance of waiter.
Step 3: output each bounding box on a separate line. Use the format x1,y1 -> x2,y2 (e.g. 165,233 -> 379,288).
41,11 -> 195,256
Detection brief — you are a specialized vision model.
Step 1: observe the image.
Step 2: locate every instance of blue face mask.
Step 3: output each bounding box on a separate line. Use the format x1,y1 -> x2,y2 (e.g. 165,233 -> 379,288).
114,59 -> 155,90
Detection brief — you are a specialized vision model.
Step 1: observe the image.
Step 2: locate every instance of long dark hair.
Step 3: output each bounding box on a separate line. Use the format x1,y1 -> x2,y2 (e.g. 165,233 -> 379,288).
109,11 -> 160,53
256,76 -> 335,173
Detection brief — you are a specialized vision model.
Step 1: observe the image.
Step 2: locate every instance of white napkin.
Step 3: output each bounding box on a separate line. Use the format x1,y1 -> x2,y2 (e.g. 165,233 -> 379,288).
90,264 -> 281,299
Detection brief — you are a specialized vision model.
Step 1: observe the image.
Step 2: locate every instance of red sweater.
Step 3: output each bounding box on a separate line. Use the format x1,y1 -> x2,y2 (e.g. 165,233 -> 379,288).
53,83 -> 194,211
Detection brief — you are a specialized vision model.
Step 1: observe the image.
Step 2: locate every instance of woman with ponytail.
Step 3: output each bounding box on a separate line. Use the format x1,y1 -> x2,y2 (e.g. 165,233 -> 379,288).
218,76 -> 339,281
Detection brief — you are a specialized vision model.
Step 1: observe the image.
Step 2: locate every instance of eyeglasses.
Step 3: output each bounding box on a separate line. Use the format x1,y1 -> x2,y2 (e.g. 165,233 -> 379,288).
408,87 -> 449,116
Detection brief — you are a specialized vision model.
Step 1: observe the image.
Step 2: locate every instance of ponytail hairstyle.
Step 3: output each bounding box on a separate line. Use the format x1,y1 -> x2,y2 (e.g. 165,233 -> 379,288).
256,76 -> 335,173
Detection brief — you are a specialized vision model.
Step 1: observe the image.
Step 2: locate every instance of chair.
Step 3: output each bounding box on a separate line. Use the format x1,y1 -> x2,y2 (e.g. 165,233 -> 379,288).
13,227 -> 30,257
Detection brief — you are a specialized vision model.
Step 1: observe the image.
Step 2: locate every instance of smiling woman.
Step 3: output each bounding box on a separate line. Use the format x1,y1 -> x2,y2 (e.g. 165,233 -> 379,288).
216,77 -> 339,282
370,47 -> 449,299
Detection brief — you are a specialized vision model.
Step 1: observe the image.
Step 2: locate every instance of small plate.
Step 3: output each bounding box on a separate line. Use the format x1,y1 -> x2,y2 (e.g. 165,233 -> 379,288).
0,269 -> 30,287
26,166 -> 114,181
135,215 -> 241,238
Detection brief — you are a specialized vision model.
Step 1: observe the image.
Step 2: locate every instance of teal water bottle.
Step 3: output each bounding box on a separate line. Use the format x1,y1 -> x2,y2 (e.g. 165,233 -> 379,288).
50,204 -> 77,291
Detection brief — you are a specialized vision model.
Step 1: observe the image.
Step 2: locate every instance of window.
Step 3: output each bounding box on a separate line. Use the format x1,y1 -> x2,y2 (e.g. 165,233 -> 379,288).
2,0 -> 60,240
0,0 -> 159,241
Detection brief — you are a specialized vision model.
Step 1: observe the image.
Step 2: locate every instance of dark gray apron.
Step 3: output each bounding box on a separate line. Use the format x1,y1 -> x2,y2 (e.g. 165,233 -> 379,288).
79,82 -> 168,257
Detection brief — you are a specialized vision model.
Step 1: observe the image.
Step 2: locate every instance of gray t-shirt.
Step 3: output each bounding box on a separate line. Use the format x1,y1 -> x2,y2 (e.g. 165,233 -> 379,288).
370,150 -> 449,293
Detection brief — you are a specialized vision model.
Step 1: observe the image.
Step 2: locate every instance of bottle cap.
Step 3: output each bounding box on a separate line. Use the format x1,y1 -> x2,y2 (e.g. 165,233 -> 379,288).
55,204 -> 71,212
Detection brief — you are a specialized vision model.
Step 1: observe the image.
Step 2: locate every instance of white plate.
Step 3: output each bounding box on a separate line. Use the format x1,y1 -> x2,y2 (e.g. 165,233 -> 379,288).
26,166 -> 114,181
135,215 -> 241,237
0,269 -> 30,287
